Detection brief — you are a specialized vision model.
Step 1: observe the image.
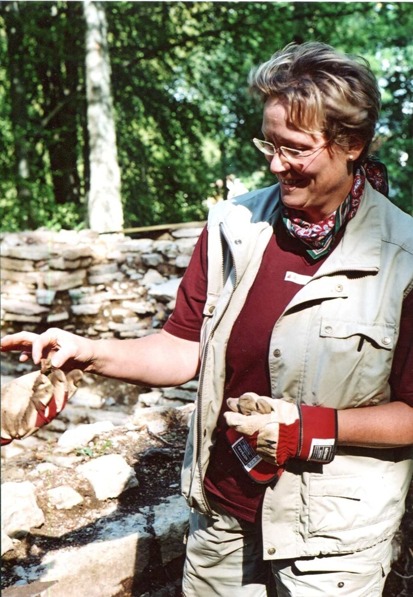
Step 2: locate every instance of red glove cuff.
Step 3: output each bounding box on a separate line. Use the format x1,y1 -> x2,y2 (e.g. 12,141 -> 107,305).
297,405 -> 337,463
35,391 -> 69,428
276,419 -> 300,465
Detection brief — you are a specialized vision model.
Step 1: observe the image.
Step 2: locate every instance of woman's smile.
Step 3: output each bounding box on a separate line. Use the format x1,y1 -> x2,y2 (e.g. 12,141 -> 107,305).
262,100 -> 359,222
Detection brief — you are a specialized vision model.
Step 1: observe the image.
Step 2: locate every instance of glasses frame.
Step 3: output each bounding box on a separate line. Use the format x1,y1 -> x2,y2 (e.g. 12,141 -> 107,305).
252,138 -> 329,161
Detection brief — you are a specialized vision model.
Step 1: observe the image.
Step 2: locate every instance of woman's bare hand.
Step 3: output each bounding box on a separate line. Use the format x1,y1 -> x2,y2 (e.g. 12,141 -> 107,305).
1,328 -> 95,372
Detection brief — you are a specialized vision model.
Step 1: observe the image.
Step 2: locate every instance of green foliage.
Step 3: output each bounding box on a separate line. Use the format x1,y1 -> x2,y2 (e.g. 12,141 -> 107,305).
0,1 -> 412,232
75,439 -> 113,459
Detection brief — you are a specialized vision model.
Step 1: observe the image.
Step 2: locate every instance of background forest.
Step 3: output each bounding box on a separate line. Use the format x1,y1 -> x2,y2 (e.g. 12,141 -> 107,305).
1,1 -> 412,232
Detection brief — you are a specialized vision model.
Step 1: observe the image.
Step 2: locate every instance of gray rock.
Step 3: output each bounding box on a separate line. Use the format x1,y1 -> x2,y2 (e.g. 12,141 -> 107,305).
69,387 -> 105,409
175,254 -> 192,268
148,277 -> 182,302
62,246 -> 93,260
1,245 -> 52,261
88,272 -> 124,285
1,257 -> 37,272
141,268 -> 165,287
63,404 -> 130,427
8,513 -> 152,597
71,303 -> 101,316
47,486 -> 84,510
1,529 -> 15,556
77,454 -> 138,500
120,238 -> 154,253
152,495 -> 189,565
172,227 -> 203,238
175,237 -> 199,254
141,253 -> 164,267
1,580 -> 58,595
1,481 -> 45,538
138,390 -> 163,407
155,240 -> 179,258
46,311 -> 69,323
163,388 -> 196,403
1,299 -> 49,316
89,263 -> 119,275
36,289 -> 56,305
44,269 -> 87,291
57,421 -> 115,452
123,300 -> 156,315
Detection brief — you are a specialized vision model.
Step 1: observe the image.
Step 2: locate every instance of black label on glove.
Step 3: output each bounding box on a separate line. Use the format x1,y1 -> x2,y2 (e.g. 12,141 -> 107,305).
225,427 -> 279,484
231,435 -> 262,471
309,438 -> 335,463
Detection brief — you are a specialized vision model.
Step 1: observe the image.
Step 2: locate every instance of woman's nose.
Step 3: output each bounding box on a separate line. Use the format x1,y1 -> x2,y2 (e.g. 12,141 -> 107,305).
268,151 -> 290,175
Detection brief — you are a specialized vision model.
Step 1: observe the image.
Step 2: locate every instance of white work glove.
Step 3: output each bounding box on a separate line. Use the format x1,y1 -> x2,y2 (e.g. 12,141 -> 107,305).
225,392 -> 337,467
1,361 -> 82,445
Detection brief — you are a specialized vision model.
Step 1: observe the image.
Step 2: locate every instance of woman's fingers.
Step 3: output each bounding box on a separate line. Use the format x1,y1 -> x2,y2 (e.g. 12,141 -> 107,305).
1,329 -> 82,369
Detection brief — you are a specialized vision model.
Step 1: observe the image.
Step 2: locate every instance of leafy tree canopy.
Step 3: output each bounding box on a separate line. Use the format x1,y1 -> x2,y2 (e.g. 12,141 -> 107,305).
0,1 -> 412,232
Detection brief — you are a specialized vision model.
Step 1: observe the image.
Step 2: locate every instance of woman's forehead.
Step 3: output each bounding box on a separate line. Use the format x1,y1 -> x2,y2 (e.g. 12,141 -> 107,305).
262,99 -> 324,141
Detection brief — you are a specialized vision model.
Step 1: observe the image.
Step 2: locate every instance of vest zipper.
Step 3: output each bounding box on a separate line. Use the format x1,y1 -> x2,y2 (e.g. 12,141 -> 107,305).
194,225 -> 238,514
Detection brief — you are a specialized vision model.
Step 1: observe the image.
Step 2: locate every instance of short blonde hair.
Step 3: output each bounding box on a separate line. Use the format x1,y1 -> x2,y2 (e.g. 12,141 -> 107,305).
249,42 -> 380,160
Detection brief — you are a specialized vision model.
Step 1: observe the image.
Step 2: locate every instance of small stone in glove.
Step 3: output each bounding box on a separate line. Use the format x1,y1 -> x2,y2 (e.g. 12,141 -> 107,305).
224,392 -> 337,467
1,360 -> 83,445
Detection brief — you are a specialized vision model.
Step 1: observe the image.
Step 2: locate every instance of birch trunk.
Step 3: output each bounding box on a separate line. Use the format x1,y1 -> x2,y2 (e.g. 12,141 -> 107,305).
83,0 -> 123,232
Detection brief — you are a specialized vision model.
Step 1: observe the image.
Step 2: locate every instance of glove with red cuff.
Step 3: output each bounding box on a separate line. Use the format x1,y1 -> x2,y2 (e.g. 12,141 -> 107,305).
224,392 -> 337,467
1,361 -> 83,446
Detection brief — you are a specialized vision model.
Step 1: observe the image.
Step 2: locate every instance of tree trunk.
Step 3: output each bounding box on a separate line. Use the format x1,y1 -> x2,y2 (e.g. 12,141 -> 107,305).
83,0 -> 123,232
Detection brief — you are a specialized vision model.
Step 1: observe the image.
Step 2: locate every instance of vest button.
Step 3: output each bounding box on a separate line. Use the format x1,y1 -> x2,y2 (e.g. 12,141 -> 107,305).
382,336 -> 391,346
208,305 -> 215,314
324,326 -> 333,334
337,581 -> 345,588
273,349 -> 281,358
335,284 -> 344,292
267,547 -> 276,555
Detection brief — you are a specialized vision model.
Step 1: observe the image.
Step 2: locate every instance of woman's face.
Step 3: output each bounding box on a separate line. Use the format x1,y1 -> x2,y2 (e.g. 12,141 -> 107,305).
262,99 -> 361,222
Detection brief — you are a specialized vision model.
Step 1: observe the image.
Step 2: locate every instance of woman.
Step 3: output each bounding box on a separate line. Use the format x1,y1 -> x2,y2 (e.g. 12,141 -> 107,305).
2,42 -> 413,596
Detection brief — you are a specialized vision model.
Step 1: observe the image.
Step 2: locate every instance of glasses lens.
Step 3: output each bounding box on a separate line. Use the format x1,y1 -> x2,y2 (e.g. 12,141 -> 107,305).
253,139 -> 275,156
280,147 -> 303,159
281,145 -> 326,160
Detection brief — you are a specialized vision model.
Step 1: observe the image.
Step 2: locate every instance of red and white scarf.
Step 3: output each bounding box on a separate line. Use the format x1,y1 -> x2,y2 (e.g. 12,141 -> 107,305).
282,157 -> 389,259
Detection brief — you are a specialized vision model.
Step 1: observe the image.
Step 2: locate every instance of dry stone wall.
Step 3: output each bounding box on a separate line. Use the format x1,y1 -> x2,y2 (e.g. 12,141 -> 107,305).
1,226 -> 203,349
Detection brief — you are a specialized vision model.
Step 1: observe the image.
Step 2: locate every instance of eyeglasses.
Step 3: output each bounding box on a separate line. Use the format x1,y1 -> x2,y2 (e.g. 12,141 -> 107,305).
252,138 -> 329,161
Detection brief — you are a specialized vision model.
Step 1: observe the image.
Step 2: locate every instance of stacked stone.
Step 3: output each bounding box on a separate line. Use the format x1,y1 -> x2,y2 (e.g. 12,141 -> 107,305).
0,226 -> 203,345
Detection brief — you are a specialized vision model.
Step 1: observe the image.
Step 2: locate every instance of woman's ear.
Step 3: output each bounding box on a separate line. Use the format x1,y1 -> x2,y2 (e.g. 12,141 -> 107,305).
347,140 -> 365,162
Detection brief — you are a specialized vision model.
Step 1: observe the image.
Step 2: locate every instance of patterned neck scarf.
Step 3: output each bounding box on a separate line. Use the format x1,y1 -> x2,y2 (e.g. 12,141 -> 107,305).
282,157 -> 389,260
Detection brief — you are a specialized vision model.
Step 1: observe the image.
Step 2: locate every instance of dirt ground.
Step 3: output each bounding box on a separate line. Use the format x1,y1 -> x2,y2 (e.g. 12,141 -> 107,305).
1,375 -> 412,596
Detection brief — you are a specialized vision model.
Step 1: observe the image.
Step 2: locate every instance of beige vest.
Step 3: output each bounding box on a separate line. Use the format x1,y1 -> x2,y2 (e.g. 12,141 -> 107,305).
181,181 -> 413,558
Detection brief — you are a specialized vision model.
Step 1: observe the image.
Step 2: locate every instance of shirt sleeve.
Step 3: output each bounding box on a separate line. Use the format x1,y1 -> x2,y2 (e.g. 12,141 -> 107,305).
163,227 -> 208,342
390,287 -> 413,406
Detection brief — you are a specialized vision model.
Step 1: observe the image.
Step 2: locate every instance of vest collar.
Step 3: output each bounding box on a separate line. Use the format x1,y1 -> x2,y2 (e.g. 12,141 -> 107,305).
314,180 -> 381,279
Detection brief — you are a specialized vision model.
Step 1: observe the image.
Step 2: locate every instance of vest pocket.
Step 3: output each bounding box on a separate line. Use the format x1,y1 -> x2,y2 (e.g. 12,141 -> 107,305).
319,318 -> 396,350
304,457 -> 412,548
311,318 -> 397,407
308,475 -> 365,535
291,551 -> 389,597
